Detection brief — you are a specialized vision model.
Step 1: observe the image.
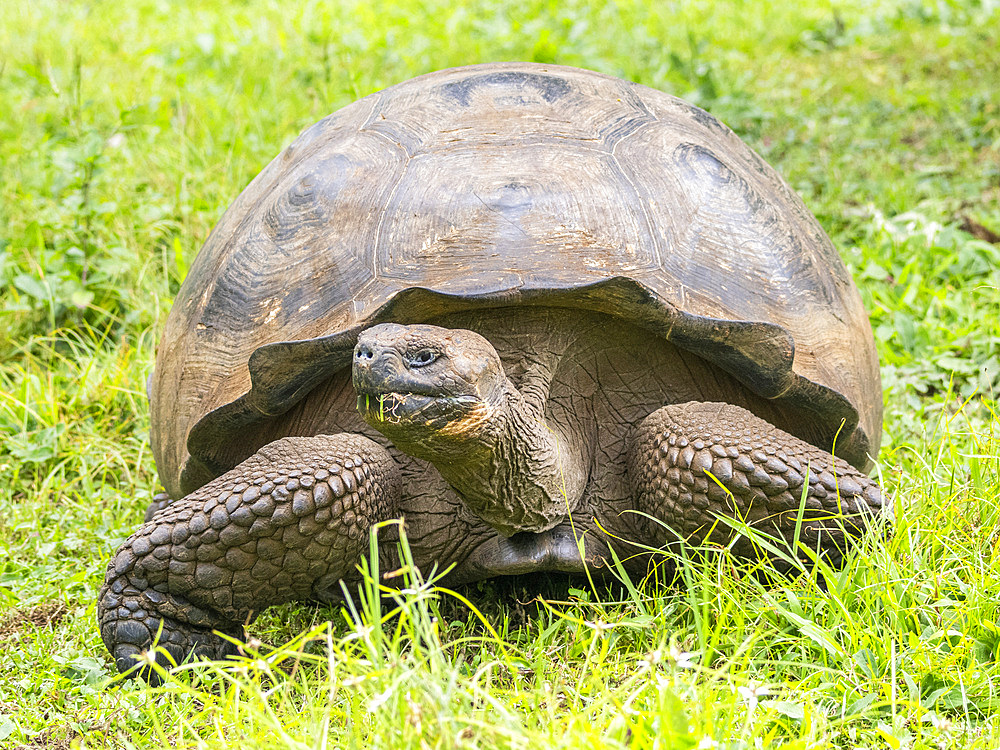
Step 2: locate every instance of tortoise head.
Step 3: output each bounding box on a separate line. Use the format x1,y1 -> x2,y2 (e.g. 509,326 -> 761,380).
352,321 -> 584,534
352,323 -> 509,456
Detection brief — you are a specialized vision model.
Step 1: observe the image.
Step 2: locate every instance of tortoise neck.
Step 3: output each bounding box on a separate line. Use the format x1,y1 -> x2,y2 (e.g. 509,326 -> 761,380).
425,377 -> 587,537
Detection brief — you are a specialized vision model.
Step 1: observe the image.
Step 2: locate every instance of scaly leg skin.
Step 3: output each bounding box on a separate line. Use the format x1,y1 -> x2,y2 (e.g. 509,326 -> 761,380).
98,434 -> 401,682
628,401 -> 886,563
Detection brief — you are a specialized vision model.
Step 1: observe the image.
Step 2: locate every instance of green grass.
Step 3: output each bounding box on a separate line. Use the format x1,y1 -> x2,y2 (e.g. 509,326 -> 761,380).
2,0 -> 1000,746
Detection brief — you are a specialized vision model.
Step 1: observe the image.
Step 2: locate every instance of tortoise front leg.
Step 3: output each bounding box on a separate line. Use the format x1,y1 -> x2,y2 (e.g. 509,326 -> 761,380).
98,433 -> 401,681
627,401 -> 885,561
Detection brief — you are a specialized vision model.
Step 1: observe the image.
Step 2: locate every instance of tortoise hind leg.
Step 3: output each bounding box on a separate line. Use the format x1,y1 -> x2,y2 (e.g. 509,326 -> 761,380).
144,491 -> 175,522
626,401 -> 885,561
98,433 -> 401,682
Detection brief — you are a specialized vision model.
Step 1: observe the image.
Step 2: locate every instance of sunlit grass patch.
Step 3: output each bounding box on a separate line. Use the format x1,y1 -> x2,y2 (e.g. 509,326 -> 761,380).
80,467 -> 1000,749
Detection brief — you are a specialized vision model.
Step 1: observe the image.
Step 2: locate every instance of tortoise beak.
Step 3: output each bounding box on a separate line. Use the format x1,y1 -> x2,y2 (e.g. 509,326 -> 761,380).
352,331 -> 436,426
352,339 -> 402,396
352,324 -> 417,396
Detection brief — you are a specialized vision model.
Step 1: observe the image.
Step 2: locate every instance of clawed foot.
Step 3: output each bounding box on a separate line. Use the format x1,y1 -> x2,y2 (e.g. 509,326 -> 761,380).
98,583 -> 241,682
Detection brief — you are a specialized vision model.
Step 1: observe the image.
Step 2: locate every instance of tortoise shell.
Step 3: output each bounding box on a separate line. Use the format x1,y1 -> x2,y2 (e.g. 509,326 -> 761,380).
150,62 -> 881,499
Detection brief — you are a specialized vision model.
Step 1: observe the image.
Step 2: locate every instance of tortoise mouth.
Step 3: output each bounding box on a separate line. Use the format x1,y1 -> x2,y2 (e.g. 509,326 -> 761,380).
355,389 -> 483,428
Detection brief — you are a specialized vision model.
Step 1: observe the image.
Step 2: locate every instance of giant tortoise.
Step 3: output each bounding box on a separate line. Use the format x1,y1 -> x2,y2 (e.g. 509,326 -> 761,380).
98,62 -> 885,679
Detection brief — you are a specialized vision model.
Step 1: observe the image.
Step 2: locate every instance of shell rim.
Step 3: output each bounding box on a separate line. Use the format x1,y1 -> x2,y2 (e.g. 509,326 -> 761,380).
181,276 -> 874,494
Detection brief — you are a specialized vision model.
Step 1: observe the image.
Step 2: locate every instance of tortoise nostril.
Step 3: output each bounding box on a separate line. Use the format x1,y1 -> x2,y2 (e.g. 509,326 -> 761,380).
355,344 -> 375,361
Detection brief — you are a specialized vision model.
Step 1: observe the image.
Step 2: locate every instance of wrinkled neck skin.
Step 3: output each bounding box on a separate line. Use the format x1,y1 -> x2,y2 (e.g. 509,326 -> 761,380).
390,370 -> 586,538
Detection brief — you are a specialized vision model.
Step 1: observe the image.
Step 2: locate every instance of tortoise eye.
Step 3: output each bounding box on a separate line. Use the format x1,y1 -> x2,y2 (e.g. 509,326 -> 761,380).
409,349 -> 439,368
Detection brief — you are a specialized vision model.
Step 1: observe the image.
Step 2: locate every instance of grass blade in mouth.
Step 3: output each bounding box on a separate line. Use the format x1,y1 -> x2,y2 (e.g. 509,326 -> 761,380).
357,392 -> 401,422
357,392 -> 482,423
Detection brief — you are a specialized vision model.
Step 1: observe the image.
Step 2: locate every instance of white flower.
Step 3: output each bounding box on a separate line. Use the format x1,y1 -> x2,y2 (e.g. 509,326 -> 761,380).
367,687 -> 393,712
666,642 -> 697,669
638,648 -> 662,670
736,683 -> 771,714
929,712 -> 953,733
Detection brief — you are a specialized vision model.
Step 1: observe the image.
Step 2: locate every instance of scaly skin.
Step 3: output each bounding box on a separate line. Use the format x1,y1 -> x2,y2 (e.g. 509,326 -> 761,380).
628,401 -> 885,559
98,434 -> 400,681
